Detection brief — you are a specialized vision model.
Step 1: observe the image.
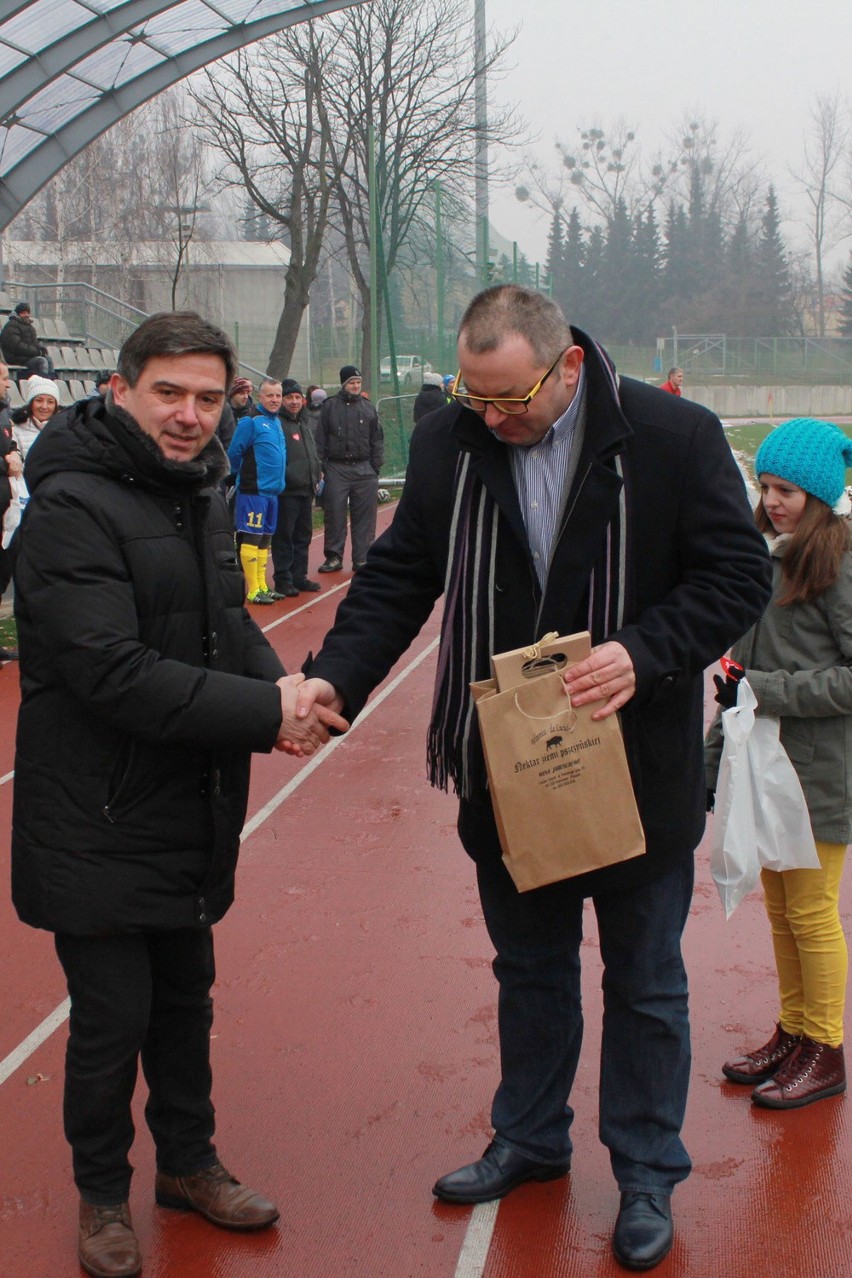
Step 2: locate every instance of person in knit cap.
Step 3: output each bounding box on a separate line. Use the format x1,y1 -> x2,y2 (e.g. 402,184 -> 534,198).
413,371 -> 448,425
707,417 -> 852,1110
315,365 -> 383,573
305,386 -> 327,445
2,375 -> 62,549
226,377 -> 287,604
270,378 -> 322,596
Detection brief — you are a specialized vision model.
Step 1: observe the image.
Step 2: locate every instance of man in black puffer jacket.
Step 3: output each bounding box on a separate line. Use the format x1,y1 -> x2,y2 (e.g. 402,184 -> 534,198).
11,312 -> 346,1278
0,300 -> 54,377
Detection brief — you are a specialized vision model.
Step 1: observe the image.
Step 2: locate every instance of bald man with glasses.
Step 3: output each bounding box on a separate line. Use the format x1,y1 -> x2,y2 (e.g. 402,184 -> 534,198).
293,285 -> 771,1270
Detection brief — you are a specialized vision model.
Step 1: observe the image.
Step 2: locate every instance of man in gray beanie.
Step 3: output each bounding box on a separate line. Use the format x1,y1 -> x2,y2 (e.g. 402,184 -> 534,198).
315,366 -> 383,573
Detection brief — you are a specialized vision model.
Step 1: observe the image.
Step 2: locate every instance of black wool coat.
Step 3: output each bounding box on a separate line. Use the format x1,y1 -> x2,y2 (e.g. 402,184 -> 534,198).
308,330 -> 772,895
12,397 -> 285,935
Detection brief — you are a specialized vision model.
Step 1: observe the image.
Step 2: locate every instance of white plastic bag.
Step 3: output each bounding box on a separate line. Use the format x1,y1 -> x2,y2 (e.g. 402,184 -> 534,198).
711,679 -> 820,918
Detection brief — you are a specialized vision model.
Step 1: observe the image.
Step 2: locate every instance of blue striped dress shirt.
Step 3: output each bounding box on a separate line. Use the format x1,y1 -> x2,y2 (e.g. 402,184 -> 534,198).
509,365 -> 586,587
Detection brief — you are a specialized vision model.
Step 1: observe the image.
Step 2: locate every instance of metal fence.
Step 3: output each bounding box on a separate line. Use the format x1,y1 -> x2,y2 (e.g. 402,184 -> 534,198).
376,393 -> 417,477
669,334 -> 852,380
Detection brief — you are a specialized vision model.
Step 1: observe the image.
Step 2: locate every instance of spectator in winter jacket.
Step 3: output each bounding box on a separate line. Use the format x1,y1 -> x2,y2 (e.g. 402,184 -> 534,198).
2,375 -> 62,551
0,360 -> 22,652
227,377 -> 287,604
271,378 -> 322,596
11,311 -> 346,1278
0,302 -> 55,378
315,365 -> 383,573
413,371 -> 448,424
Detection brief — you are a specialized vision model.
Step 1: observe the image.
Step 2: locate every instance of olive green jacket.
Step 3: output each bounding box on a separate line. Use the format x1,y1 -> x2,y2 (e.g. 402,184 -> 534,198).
706,535 -> 852,843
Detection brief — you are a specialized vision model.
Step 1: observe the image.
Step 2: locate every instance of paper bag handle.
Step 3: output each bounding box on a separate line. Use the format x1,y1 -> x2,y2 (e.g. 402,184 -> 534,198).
512,684 -> 578,733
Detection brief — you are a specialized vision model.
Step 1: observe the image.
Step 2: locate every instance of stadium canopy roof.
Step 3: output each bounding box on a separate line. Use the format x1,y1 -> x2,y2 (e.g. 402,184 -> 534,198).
0,0 -> 371,231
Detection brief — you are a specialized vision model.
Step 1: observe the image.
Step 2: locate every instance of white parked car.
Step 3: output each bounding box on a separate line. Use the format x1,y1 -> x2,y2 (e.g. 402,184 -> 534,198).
379,354 -> 432,387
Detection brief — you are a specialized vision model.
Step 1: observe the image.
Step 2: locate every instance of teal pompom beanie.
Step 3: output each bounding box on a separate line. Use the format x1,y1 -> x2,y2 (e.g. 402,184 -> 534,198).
754,417 -> 852,507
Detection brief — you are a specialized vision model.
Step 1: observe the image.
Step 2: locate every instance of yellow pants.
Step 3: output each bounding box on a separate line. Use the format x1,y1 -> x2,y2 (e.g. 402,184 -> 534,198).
761,840 -> 848,1047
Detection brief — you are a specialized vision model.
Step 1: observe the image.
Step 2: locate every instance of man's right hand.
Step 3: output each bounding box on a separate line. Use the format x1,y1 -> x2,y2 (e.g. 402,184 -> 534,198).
275,674 -> 348,756
5,450 -> 22,478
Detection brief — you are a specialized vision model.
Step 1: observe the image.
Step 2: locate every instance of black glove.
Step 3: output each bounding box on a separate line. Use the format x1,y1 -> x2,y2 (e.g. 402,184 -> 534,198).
713,671 -> 743,709
707,788 -> 715,814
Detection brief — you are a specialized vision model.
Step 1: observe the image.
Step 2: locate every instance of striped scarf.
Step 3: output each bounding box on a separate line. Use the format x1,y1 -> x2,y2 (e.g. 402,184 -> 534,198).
427,370 -> 631,799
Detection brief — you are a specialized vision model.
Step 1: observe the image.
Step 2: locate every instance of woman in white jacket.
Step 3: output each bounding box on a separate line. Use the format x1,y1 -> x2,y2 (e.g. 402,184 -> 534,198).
2,375 -> 61,548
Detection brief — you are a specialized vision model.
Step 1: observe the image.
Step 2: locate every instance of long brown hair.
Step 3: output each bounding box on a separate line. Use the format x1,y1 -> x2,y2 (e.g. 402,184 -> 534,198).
756,492 -> 851,604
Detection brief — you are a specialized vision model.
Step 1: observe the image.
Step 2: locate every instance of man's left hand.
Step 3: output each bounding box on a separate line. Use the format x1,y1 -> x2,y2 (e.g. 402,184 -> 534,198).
562,641 -> 636,720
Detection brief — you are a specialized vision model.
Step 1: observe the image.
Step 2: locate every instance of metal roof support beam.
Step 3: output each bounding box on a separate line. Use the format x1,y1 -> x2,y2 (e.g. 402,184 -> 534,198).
0,0 -> 371,231
0,0 -> 176,121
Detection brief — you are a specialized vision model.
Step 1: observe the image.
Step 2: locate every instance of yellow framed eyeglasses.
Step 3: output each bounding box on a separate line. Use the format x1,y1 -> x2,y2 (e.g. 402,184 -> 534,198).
452,348 -> 568,416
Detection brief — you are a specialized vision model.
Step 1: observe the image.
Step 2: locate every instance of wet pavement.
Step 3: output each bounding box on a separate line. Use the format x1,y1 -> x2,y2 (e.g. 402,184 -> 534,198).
2,507 -> 851,1277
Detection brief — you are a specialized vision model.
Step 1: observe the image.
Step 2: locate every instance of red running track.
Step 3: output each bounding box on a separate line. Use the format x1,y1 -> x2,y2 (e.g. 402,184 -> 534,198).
2,509 -> 852,1277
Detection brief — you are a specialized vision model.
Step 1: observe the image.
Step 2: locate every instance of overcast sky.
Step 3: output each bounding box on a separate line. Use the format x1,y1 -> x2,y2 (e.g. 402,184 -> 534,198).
482,0 -> 851,272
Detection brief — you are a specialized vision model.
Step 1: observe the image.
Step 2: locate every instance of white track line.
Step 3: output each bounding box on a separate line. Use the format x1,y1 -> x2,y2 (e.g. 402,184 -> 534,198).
0,996 -> 71,1086
0,637 -> 439,1082
0,631 -> 494,1276
452,1201 -> 499,1278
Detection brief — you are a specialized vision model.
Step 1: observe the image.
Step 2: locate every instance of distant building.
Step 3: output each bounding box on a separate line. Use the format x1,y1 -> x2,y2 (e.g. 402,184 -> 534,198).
2,239 -> 309,376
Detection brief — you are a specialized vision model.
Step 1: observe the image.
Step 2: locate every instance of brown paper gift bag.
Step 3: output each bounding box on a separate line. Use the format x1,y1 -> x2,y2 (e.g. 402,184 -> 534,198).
472,667 -> 645,892
490,630 -> 594,692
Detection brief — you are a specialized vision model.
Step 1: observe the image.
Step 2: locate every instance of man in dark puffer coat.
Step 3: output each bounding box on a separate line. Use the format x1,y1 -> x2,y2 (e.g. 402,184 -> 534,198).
11,312 -> 345,1278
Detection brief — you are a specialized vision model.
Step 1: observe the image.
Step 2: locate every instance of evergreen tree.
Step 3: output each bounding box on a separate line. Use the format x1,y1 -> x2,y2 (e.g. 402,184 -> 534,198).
631,205 -> 662,343
599,197 -> 633,342
562,207 -> 586,321
545,211 -> 566,310
756,184 -> 792,334
580,225 -> 605,333
840,253 -> 852,337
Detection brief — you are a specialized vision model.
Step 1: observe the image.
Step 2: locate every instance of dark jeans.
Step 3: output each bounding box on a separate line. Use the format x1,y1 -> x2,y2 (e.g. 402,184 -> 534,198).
475,854 -> 694,1193
271,491 -> 313,588
54,929 -> 218,1205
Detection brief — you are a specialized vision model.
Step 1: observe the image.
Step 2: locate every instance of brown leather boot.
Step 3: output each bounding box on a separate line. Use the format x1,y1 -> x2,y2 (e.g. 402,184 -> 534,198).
78,1200 -> 141,1278
155,1161 -> 279,1230
752,1037 -> 846,1109
722,1023 -> 801,1084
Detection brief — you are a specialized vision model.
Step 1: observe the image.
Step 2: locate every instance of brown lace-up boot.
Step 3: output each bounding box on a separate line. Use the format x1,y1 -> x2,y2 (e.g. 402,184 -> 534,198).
155,1161 -> 279,1230
752,1037 -> 846,1109
722,1023 -> 801,1084
78,1200 -> 141,1278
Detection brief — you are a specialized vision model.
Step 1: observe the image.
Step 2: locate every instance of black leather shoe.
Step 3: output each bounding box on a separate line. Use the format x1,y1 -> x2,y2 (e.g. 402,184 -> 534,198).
432,1141 -> 569,1204
295,579 -> 321,592
612,1191 -> 673,1271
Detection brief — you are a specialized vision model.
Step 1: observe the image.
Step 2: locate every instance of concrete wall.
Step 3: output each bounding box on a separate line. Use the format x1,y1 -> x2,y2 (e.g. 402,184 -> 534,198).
687,384 -> 852,419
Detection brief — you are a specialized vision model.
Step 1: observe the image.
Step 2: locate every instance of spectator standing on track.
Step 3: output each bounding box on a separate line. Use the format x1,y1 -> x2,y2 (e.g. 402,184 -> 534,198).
707,418 -> 852,1110
0,301 -> 55,378
292,285 -> 771,1272
216,376 -> 254,452
10,311 -> 346,1278
270,378 -> 322,597
227,377 -> 287,605
2,376 -> 62,550
0,360 -> 22,656
315,365 -> 383,574
660,367 -> 683,396
305,386 -> 327,444
413,371 -> 448,424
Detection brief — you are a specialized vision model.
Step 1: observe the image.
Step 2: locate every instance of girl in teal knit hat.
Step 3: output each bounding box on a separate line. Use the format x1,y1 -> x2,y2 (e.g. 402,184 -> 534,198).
706,416 -> 852,1109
